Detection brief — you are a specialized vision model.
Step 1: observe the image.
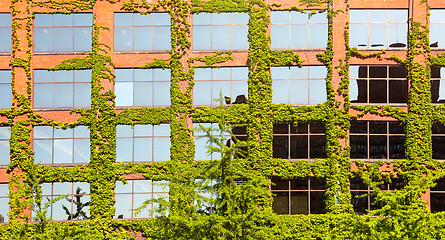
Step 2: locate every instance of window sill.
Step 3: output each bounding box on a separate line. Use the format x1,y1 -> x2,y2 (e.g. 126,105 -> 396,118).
114,51 -> 170,54
33,51 -> 90,55
33,107 -> 91,111
114,106 -> 170,110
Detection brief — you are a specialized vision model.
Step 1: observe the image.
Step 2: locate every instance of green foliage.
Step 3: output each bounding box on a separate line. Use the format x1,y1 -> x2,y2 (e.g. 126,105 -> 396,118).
4,0 -> 445,239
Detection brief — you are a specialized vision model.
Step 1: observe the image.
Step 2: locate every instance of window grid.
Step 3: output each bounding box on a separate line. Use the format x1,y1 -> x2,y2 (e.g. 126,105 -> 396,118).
349,65 -> 408,104
114,13 -> 171,51
272,66 -> 327,105
273,123 -> 327,160
33,126 -> 90,165
0,14 -> 11,53
0,70 -> 11,109
193,67 -> 248,106
33,70 -> 91,109
115,68 -> 171,107
0,183 -> 8,223
431,178 -> 445,213
349,9 -> 408,49
270,11 -> 327,49
38,182 -> 90,221
271,177 -> 326,215
114,179 -> 169,219
0,126 -> 10,166
34,14 -> 92,52
116,124 -> 171,163
192,13 -> 248,50
349,121 -> 405,160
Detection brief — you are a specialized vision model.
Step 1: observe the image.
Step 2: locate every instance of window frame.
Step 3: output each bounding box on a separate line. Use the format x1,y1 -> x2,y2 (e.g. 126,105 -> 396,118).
0,13 -> 11,53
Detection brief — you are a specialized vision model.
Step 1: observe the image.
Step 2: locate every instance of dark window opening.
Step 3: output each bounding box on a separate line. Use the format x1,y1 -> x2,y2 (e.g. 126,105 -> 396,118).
432,123 -> 445,160
271,177 -> 326,215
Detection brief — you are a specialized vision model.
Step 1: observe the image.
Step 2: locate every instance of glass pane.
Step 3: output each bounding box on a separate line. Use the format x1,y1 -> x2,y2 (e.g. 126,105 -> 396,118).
231,81 -> 248,101
153,82 -> 170,105
135,27 -> 152,51
54,14 -> 73,26
194,137 -> 208,160
114,194 -> 132,219
212,25 -> 230,49
74,27 -> 92,51
34,84 -> 53,108
54,83 -> 73,107
310,12 -> 326,23
193,13 -> 211,25
115,13 -> 133,26
153,26 -> 170,50
193,81 -> 211,105
290,80 -> 308,104
430,23 -> 445,48
369,121 -> 387,134
290,135 -> 308,158
350,135 -> 367,159
309,24 -> 327,48
153,138 -> 170,161
74,139 -> 90,163
134,138 -> 152,162
74,14 -> 92,26
271,25 -> 289,49
74,83 -> 91,107
134,82 -> 152,106
369,135 -> 387,159
212,13 -> 230,25
212,81 -> 230,104
134,125 -> 152,137
54,28 -> 73,51
34,28 -> 53,52
271,11 -> 288,24
369,23 -> 387,47
349,24 -> 368,47
291,24 -> 308,48
115,27 -> 133,51
231,25 -> 248,49
290,191 -> 308,214
389,136 -> 404,159
0,141 -> 10,165
116,138 -> 133,162
351,191 -> 368,213
154,69 -> 170,81
116,125 -> 133,137
433,136 -> 445,159
231,13 -> 248,24
193,26 -> 211,50
309,80 -> 326,104
272,80 -> 289,103
54,139 -> 72,163
310,191 -> 325,214
134,14 -> 152,26
273,136 -> 288,159
0,28 -> 11,52
370,10 -> 388,23
272,192 -> 289,214
34,139 -> 53,164
75,70 -> 91,83
115,180 -> 132,194
115,82 -> 133,106
310,135 -> 326,158
153,13 -> 170,26
389,80 -> 407,103
369,80 -> 387,103
0,84 -> 11,109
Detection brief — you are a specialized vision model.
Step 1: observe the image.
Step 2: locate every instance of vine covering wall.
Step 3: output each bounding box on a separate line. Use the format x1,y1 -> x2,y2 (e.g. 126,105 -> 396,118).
0,0 -> 445,239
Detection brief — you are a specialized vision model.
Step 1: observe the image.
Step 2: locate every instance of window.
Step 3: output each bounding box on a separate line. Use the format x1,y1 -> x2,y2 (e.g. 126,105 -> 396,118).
272,66 -> 326,104
271,177 -> 326,215
271,11 -> 327,49
349,9 -> 407,48
0,127 -> 10,166
430,10 -> 445,48
350,177 -> 405,213
273,123 -> 327,160
34,13 -> 92,52
33,126 -> 90,165
115,68 -> 170,107
431,178 -> 445,212
0,70 -> 11,109
193,123 -> 247,161
116,124 -> 170,162
0,183 -> 8,223
35,182 -> 90,221
114,13 -> 170,51
33,70 -> 91,108
114,179 -> 169,219
349,121 -> 405,160
193,13 -> 248,50
0,14 -> 11,53
349,65 -> 407,104
432,123 -> 445,160
431,67 -> 445,103
193,67 -> 248,106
